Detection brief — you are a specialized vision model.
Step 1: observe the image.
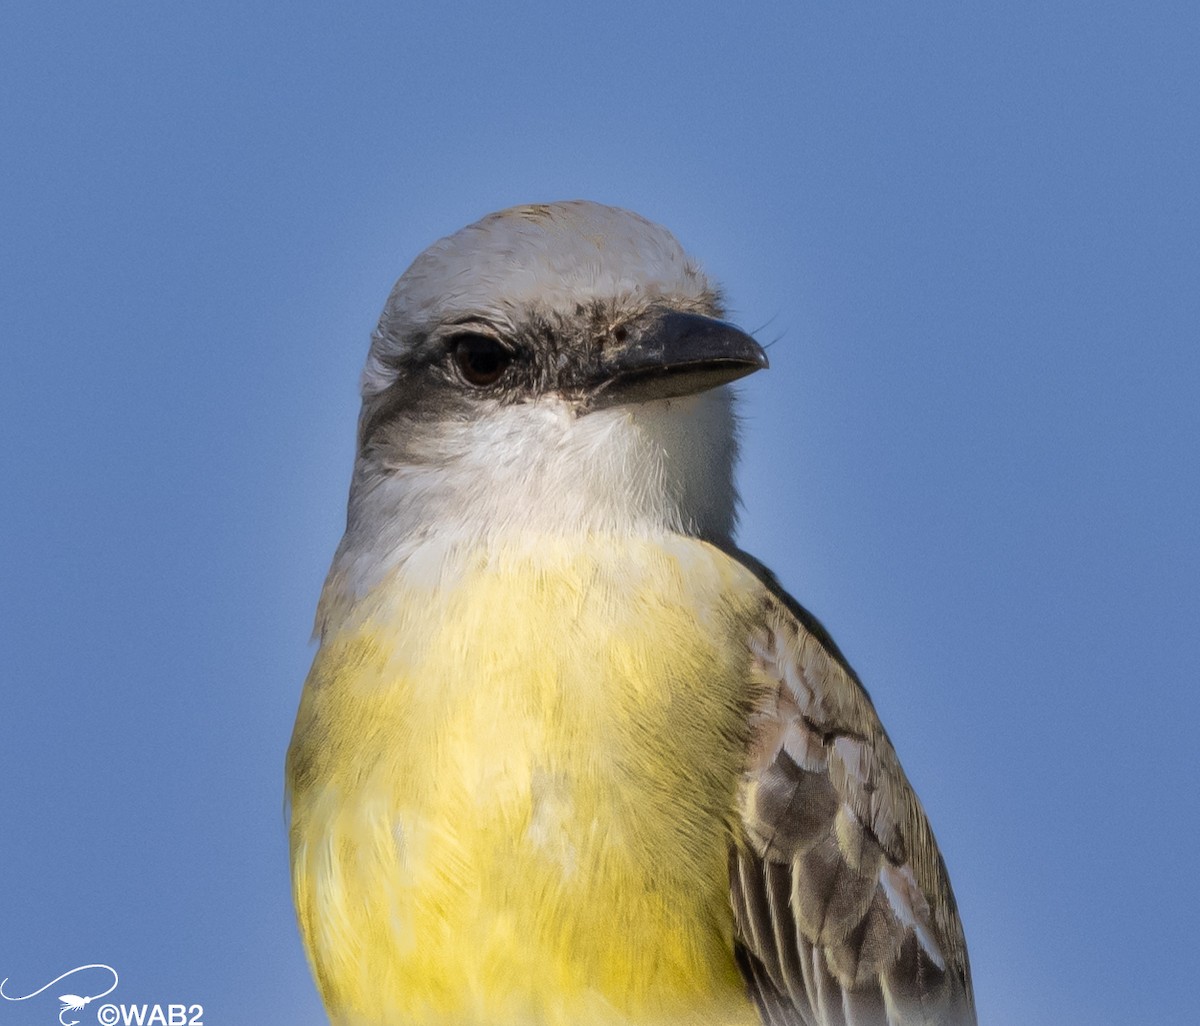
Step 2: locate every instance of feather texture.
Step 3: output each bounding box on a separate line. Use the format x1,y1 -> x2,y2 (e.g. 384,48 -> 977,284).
731,583 -> 975,1026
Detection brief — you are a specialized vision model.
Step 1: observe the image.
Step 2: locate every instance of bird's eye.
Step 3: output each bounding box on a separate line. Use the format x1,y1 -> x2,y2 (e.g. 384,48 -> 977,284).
451,334 -> 513,387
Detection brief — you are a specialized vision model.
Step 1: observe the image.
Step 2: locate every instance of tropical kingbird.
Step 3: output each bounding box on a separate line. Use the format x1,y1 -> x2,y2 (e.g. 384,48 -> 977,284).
287,201 -> 975,1026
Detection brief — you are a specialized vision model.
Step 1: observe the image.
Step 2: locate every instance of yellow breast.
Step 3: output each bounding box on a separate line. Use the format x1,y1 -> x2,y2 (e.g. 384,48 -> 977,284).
287,535 -> 762,1026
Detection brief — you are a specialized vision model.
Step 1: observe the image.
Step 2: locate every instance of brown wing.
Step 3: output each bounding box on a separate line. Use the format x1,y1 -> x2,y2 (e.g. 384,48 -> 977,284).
730,570 -> 976,1026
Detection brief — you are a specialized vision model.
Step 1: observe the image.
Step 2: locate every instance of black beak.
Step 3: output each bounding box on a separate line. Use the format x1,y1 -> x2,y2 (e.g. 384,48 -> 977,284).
585,310 -> 768,408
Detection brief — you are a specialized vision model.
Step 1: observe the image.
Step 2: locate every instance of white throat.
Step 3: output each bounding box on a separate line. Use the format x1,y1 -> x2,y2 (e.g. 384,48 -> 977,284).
319,388 -> 740,626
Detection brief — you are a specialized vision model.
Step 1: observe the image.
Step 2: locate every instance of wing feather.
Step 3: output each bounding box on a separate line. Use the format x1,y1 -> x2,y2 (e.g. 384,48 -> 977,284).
731,570 -> 976,1026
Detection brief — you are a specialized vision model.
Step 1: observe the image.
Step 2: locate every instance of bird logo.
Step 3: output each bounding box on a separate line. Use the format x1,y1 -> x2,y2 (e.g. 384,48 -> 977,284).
1,964 -> 118,1026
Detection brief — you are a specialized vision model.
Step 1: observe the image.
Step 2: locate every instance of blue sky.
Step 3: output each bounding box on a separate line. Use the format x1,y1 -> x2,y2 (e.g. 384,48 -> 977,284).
2,3 -> 1197,1024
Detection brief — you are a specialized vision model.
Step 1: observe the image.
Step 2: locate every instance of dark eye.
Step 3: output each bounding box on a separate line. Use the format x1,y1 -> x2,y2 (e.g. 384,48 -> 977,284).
451,334 -> 513,387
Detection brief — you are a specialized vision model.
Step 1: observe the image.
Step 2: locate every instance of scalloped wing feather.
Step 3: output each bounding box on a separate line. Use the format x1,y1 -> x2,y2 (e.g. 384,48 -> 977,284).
733,587 -> 976,1026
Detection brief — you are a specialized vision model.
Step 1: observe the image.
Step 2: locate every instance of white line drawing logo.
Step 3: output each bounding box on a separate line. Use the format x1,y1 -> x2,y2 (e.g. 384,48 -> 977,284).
1,964 -> 118,1026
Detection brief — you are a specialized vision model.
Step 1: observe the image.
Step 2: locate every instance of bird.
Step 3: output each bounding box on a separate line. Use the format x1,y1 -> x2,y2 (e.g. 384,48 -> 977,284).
286,200 -> 976,1026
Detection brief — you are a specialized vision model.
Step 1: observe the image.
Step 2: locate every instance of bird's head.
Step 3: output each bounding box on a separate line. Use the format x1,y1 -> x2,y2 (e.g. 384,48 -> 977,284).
337,201 -> 767,591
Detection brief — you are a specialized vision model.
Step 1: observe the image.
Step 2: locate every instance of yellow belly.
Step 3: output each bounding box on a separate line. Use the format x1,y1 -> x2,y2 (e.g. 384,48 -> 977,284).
287,535 -> 762,1026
